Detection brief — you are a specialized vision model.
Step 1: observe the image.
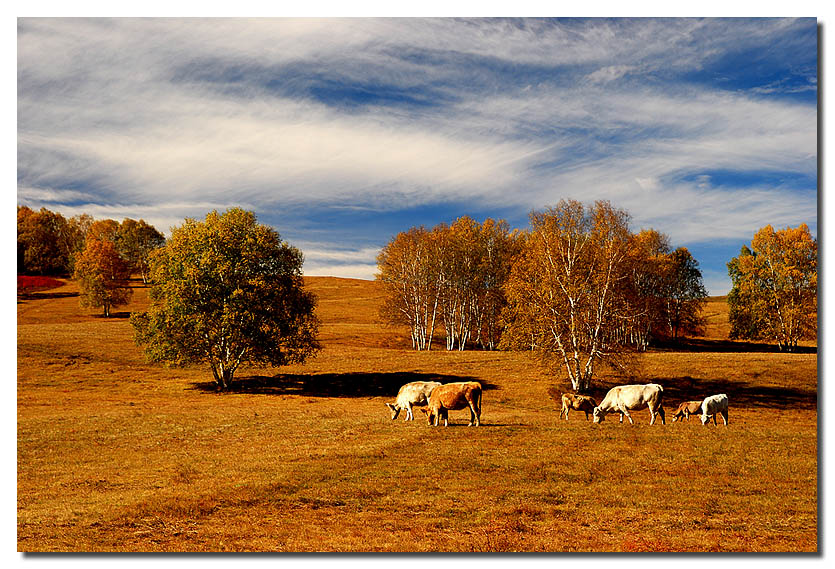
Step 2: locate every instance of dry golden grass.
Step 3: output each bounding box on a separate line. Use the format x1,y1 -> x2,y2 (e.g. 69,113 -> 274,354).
18,281 -> 817,552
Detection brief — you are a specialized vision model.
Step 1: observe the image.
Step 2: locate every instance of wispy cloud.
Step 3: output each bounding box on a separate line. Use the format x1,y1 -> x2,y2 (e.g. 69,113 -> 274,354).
17,17 -> 817,294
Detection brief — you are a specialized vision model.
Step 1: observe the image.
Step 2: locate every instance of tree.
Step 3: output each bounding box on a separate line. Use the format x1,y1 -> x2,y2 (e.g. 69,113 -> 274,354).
117,218 -> 166,283
376,217 -> 518,351
131,208 -> 320,390
376,226 -> 441,350
73,238 -> 133,317
500,200 -> 634,392
662,247 -> 707,341
727,224 -> 817,351
17,206 -> 73,275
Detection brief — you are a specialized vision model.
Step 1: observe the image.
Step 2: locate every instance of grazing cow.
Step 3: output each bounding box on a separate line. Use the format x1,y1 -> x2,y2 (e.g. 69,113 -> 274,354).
422,381 -> 482,427
700,394 -> 729,426
671,400 -> 704,422
593,383 -> 665,425
560,393 -> 598,421
385,381 -> 442,421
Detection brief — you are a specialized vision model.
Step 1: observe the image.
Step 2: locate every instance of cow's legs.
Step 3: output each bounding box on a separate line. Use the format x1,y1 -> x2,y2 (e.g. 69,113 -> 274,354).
405,403 -> 413,421
467,400 -> 480,427
721,410 -> 728,425
619,405 -> 634,424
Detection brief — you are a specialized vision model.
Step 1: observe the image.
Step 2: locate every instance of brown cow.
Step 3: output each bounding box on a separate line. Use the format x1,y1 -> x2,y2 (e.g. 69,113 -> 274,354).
421,381 -> 482,427
559,393 -> 598,421
671,400 -> 703,422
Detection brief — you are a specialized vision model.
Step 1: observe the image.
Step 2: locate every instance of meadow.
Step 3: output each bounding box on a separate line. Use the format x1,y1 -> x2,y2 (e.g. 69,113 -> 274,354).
17,277 -> 817,552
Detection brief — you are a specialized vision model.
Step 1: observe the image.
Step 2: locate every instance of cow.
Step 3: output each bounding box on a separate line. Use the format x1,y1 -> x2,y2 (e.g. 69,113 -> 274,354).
592,383 -> 665,425
421,381 -> 482,427
559,392 -> 598,421
671,400 -> 704,422
700,394 -> 729,426
385,381 -> 442,421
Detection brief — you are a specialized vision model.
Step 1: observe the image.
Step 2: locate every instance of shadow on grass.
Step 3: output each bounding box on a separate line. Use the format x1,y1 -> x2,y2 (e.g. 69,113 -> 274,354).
190,371 -> 498,398
17,291 -> 79,302
653,338 -> 817,354
588,375 -> 817,411
658,376 -> 817,410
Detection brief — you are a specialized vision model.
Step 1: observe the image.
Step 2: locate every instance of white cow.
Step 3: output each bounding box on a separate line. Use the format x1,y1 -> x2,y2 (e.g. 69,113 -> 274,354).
700,394 -> 729,426
385,381 -> 442,421
592,383 -> 666,425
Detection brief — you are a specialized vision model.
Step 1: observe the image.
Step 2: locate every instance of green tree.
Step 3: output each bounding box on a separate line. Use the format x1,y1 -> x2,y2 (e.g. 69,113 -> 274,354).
662,247 -> 708,341
73,238 -> 133,317
117,218 -> 166,283
727,224 -> 817,351
131,208 -> 320,390
17,206 -> 72,275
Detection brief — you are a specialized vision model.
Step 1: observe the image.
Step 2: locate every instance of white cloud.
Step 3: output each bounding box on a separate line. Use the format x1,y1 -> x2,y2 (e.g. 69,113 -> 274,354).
16,17 -> 817,294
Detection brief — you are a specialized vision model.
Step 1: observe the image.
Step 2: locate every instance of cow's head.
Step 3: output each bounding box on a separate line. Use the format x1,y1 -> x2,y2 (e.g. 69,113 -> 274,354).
385,403 -> 401,420
699,414 -> 710,425
419,407 -> 435,425
592,407 -> 604,423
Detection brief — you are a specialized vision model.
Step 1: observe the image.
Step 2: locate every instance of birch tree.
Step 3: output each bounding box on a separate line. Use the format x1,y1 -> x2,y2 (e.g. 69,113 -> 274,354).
727,224 -> 817,351
376,227 -> 441,350
500,200 -> 633,392
131,208 -> 320,390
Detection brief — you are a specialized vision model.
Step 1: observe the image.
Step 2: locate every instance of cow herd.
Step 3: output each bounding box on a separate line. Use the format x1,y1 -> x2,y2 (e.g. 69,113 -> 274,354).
385,380 -> 729,427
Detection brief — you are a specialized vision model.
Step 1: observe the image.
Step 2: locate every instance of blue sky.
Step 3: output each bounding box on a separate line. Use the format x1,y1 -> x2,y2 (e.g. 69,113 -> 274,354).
16,17 -> 818,295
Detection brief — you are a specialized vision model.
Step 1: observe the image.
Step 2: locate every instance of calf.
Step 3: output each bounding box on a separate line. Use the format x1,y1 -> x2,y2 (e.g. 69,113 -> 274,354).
422,381 -> 482,427
385,381 -> 442,421
700,394 -> 729,426
592,383 -> 665,425
559,392 -> 598,421
671,400 -> 704,422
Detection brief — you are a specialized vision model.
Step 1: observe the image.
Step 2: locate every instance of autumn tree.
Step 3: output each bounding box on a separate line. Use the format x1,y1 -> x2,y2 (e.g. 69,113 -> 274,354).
376,226 -> 441,350
662,247 -> 707,340
500,200 -> 634,392
377,217 -> 518,351
73,238 -> 133,317
621,229 -> 671,350
727,224 -> 817,351
117,218 -> 166,283
470,218 -> 519,350
17,206 -> 74,275
131,208 -> 320,390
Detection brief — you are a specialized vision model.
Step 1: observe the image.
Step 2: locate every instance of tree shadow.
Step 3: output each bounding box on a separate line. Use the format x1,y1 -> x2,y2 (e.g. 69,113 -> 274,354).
17,291 -> 79,302
652,338 -> 817,354
90,311 -> 132,319
586,375 -> 817,411
189,371 -> 498,398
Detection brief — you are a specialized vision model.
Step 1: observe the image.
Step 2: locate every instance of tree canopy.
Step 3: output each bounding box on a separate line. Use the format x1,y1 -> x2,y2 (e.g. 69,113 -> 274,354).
727,223 -> 817,351
73,237 -> 133,317
131,208 -> 320,390
376,216 -> 519,351
500,200 -> 635,392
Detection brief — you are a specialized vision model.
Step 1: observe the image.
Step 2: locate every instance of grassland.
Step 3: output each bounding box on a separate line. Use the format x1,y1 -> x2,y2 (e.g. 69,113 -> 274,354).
17,277 -> 817,552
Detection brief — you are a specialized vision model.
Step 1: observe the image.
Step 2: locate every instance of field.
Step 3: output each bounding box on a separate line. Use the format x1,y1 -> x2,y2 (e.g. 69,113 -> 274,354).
17,276 -> 818,552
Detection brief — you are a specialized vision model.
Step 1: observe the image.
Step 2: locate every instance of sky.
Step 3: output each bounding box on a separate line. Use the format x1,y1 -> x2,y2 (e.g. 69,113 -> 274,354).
16,16 -> 818,295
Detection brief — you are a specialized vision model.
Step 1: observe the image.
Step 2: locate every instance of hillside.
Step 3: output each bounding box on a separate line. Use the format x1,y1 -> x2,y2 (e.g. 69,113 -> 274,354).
17,276 -> 817,551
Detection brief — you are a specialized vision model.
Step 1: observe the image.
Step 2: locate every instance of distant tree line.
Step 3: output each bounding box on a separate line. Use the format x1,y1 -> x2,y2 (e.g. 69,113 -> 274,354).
18,205 -> 320,390
376,216 -> 520,351
377,200 -> 817,390
17,205 -> 165,316
376,201 -> 709,392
